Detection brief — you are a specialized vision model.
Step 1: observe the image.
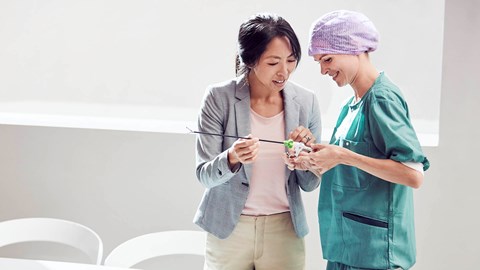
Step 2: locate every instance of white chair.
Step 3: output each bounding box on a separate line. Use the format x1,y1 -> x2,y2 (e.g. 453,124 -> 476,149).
0,217 -> 103,265
104,230 -> 206,268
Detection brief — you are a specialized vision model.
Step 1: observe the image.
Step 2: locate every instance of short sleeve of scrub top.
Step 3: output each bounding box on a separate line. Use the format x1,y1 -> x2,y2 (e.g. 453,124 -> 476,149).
367,93 -> 430,171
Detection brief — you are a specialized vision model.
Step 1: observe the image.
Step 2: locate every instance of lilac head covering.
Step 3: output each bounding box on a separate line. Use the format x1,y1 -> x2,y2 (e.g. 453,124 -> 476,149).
308,10 -> 379,56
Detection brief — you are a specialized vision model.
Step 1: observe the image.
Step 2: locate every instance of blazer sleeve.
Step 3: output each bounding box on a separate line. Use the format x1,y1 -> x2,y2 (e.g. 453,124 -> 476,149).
295,91 -> 322,192
195,85 -> 240,188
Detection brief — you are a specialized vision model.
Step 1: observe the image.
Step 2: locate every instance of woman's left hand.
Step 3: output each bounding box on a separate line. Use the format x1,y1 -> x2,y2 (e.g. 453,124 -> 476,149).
283,126 -> 319,171
282,151 -> 311,171
295,144 -> 345,174
288,126 -> 316,147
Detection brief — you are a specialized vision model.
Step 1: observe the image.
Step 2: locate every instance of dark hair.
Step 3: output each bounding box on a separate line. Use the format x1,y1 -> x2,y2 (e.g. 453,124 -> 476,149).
235,13 -> 302,77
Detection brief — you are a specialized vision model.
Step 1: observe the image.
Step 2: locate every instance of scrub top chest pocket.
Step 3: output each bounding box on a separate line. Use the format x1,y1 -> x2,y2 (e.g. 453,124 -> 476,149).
331,137 -> 374,190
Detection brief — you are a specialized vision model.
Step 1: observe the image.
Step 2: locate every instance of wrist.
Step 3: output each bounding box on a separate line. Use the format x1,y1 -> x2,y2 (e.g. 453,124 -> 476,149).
340,147 -> 356,166
227,148 -> 239,169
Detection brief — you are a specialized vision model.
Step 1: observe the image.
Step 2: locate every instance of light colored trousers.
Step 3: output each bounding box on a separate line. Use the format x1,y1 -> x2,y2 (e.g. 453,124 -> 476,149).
204,212 -> 305,270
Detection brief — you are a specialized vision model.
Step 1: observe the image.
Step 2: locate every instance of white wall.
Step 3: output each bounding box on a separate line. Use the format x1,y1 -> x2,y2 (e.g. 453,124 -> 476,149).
0,0 -> 443,143
413,0 -> 480,268
0,128 -> 207,267
1,0 -> 479,269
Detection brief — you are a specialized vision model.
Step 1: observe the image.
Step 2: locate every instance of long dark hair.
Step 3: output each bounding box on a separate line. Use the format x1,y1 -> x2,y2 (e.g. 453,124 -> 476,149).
235,13 -> 302,77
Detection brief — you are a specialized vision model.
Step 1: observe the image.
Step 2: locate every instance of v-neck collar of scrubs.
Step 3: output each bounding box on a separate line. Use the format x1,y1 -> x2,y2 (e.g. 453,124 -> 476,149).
334,72 -> 384,142
335,97 -> 364,142
349,96 -> 364,111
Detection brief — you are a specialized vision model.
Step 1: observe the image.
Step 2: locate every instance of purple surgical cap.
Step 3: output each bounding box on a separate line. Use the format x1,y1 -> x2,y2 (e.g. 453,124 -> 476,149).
308,10 -> 379,56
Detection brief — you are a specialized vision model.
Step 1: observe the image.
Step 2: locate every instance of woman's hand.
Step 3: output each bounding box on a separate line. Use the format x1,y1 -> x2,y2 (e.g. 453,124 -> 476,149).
227,135 -> 259,169
303,144 -> 344,174
290,142 -> 424,188
283,126 -> 317,171
283,151 -> 311,171
288,126 -> 316,147
288,144 -> 345,175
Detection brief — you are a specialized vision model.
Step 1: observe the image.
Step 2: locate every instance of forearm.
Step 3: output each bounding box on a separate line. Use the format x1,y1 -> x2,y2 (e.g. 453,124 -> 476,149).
341,149 -> 423,188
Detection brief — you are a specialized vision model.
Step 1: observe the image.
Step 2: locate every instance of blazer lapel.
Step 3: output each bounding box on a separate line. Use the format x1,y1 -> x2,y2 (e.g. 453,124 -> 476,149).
234,78 -> 253,181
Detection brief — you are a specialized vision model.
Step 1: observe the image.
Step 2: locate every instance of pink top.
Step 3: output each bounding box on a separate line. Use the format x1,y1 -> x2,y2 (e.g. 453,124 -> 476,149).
242,109 -> 290,216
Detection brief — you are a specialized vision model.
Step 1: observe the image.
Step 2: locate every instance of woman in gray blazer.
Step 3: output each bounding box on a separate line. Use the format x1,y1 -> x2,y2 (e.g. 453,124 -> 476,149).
194,13 -> 321,270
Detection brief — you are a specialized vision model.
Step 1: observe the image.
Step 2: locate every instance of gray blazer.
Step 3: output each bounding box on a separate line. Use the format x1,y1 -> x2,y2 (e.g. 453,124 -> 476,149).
193,76 -> 321,239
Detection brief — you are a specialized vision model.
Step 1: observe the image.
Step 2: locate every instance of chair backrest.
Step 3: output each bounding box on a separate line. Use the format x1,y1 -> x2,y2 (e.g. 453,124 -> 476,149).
104,230 -> 206,268
0,217 -> 103,265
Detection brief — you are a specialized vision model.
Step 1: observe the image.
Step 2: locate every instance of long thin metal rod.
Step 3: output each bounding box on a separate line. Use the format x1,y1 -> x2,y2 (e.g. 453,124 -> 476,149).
186,127 -> 284,145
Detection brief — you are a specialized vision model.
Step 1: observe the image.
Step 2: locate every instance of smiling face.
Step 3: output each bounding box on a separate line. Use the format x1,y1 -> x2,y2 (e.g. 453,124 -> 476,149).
313,54 -> 359,87
248,36 -> 297,93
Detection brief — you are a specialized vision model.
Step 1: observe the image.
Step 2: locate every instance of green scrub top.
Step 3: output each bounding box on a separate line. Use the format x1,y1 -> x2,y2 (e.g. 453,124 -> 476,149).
319,72 -> 430,270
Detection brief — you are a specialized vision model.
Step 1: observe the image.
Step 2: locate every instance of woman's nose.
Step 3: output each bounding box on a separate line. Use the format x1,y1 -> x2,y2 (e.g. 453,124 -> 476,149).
276,66 -> 287,78
280,62 -> 294,76
320,64 -> 328,75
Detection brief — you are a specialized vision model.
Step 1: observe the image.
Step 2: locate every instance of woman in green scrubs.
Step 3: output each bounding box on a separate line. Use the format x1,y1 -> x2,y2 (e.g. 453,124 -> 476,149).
287,10 -> 430,270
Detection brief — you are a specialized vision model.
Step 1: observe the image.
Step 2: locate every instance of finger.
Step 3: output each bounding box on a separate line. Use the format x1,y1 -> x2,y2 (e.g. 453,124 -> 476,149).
282,153 -> 292,164
289,126 -> 306,142
239,143 -> 258,155
295,156 -> 309,166
239,137 -> 258,147
244,134 -> 253,139
299,128 -> 315,144
302,134 -> 314,145
310,143 -> 325,151
293,128 -> 313,145
242,156 -> 256,164
244,145 -> 261,161
307,158 -> 322,169
304,133 -> 316,145
296,151 -> 309,157
286,163 -> 295,170
297,130 -> 310,142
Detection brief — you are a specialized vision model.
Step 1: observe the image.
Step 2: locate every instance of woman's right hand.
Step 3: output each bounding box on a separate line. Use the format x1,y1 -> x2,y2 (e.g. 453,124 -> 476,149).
283,151 -> 311,171
293,143 -> 345,175
288,125 -> 316,147
227,135 -> 260,169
